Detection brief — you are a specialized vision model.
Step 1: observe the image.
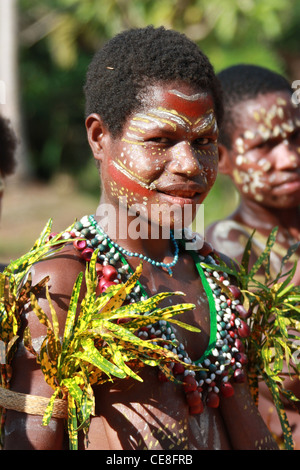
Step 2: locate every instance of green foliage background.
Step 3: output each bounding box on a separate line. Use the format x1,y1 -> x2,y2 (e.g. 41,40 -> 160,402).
18,0 -> 300,223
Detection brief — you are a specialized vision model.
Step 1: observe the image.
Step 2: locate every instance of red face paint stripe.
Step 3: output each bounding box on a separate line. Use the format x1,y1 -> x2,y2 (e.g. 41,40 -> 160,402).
108,160 -> 152,198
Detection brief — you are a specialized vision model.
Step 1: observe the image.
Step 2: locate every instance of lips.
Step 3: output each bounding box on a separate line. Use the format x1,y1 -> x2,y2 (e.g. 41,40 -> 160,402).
163,190 -> 197,198
269,172 -> 300,187
268,172 -> 300,196
155,182 -> 205,199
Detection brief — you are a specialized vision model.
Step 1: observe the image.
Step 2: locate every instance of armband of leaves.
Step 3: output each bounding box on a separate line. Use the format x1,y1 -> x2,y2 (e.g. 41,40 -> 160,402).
0,219 -> 75,448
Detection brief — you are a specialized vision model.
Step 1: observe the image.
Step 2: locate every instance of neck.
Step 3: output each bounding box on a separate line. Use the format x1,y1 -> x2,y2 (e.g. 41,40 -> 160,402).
95,199 -> 176,263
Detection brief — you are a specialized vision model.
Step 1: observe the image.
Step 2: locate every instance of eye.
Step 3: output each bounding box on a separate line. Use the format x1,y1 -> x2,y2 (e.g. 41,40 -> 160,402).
255,139 -> 276,150
193,137 -> 212,146
150,137 -> 170,144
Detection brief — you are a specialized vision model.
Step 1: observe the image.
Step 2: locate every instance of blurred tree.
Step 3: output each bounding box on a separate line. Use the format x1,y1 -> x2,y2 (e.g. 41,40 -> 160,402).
18,0 -> 299,192
0,0 -> 30,177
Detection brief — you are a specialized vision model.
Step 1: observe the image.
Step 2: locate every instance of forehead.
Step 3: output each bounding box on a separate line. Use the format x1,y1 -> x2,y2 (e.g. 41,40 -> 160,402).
137,82 -> 215,121
233,90 -> 297,132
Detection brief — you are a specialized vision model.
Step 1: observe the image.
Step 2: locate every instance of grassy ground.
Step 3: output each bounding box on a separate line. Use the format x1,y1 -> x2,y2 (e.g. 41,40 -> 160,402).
0,172 -> 238,265
0,173 -> 99,264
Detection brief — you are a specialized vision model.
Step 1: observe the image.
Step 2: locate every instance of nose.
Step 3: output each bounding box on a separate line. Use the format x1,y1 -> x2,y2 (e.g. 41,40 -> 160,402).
167,141 -> 204,177
273,140 -> 300,171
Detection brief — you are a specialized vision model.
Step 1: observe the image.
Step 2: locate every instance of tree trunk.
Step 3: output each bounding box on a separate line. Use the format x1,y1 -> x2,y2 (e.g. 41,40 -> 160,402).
0,0 -> 30,178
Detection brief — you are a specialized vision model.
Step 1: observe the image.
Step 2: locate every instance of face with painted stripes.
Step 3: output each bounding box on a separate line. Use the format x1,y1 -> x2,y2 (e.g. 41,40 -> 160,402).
99,81 -> 219,228
224,91 -> 300,208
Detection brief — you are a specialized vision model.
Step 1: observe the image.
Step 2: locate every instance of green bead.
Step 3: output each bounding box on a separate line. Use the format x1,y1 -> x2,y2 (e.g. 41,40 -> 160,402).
91,238 -> 99,247
74,221 -> 83,231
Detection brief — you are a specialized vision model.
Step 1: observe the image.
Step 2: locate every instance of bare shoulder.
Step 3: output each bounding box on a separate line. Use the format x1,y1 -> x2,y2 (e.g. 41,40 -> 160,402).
24,243 -> 87,336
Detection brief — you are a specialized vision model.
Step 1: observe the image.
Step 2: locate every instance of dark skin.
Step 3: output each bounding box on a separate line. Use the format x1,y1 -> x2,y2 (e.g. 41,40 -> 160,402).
206,90 -> 300,448
3,81 -> 277,450
206,91 -> 300,283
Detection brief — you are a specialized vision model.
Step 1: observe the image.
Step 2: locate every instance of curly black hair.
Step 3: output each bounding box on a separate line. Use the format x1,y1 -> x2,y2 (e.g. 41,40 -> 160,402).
217,64 -> 292,149
84,26 -> 223,137
0,115 -> 17,177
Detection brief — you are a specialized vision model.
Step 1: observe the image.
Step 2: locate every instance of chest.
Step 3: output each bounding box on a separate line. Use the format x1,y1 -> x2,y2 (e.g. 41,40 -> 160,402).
134,253 -> 212,362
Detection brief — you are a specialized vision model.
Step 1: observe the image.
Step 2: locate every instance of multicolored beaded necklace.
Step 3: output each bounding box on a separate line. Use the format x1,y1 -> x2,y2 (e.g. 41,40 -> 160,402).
70,215 -> 251,415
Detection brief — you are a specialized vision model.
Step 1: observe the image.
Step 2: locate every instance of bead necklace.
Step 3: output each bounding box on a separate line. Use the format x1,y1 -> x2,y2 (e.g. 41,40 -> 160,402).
71,215 -> 251,414
89,215 -> 179,276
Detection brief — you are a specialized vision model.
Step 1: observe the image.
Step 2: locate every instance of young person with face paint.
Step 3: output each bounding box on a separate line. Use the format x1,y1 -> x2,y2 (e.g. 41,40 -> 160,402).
2,29 -> 277,450
206,64 -> 300,284
206,64 -> 300,448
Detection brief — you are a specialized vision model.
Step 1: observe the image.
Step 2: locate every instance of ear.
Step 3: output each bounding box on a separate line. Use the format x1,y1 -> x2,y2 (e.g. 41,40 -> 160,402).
218,143 -> 233,176
85,113 -> 108,163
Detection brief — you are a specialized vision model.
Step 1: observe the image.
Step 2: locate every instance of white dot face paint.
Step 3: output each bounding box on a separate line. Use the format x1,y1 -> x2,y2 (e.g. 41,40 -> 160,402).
100,82 -> 219,228
228,90 -> 300,209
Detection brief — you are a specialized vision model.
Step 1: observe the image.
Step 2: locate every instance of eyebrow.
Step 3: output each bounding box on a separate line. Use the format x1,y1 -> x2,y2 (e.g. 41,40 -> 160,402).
194,112 -> 217,134
130,107 -> 217,136
133,109 -> 189,130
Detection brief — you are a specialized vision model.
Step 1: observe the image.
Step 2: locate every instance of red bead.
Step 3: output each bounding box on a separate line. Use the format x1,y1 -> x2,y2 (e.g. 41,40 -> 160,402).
81,247 -> 94,261
173,363 -> 185,375
227,299 -> 232,306
235,352 -> 248,365
100,280 -> 116,292
186,390 -> 202,407
46,232 -> 59,242
189,401 -> 204,415
183,375 -> 198,393
228,285 -> 241,299
98,276 -> 106,289
69,230 -> 77,238
220,382 -> 235,398
73,239 -> 87,250
95,263 -> 103,277
238,320 -> 251,338
233,368 -> 246,383
234,338 -> 245,352
206,392 -> 220,408
235,304 -> 251,319
102,265 -> 118,281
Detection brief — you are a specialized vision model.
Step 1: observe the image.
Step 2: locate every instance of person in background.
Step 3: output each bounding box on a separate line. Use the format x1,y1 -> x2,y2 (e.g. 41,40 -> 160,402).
206,64 -> 300,448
